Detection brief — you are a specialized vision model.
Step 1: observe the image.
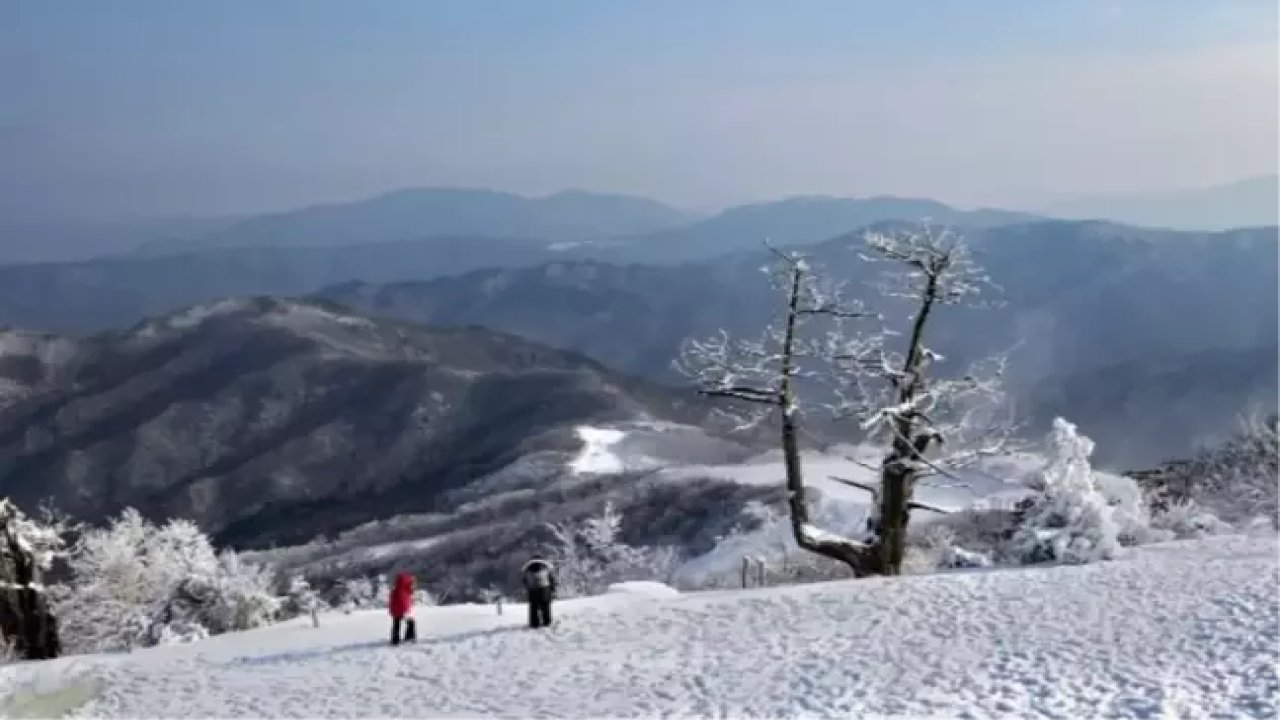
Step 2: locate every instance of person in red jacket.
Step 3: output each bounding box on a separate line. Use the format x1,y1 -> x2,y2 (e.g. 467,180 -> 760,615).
388,572 -> 417,645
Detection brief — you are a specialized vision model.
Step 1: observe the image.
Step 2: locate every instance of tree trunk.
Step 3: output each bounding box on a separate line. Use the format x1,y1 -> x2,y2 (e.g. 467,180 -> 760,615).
0,525 -> 61,660
866,276 -> 939,576
777,262 -> 871,576
870,435 -> 917,575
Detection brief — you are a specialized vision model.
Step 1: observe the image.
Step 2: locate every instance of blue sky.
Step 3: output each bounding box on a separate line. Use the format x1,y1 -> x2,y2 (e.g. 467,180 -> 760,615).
2,0 -> 1276,218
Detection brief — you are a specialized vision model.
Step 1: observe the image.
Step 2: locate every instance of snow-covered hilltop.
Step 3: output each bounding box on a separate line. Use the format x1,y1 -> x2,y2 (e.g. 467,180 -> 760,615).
2,533 -> 1274,719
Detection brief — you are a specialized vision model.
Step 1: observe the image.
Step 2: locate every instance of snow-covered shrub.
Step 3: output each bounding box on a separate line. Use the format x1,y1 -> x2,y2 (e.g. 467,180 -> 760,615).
903,525 -> 991,574
1003,419 -> 1133,565
143,617 -> 209,647
1141,412 -> 1278,530
206,550 -> 279,633
279,575 -> 323,626
1149,497 -> 1232,539
332,576 -> 380,613
52,509 -> 280,654
546,501 -> 684,597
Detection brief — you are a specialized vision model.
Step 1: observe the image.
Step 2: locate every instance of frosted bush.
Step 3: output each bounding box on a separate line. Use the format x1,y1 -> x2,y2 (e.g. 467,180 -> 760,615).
146,618 -> 209,647
904,525 -> 991,575
53,509 -> 282,654
280,575 -> 320,619
1004,419 -> 1123,565
333,576 -> 376,612
1178,413 -> 1276,529
1150,498 -> 1231,539
208,551 -> 279,632
547,501 -> 684,597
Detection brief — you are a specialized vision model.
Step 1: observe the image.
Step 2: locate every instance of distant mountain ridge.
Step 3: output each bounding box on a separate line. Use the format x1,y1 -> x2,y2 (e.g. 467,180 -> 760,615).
1045,175 -> 1279,231
130,188 -> 1038,263
586,195 -> 1039,264
319,221 -> 1278,466
0,193 -> 1042,334
133,188 -> 699,256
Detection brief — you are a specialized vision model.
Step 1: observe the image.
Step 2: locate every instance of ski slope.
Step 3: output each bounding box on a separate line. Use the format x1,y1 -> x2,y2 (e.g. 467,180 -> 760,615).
2,534 -> 1275,719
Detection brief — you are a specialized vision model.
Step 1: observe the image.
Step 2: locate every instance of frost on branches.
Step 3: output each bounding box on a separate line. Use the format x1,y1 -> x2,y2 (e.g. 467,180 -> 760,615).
52,509 -> 278,654
677,226 -> 1017,578
828,225 -> 1016,576
545,501 -> 682,597
1005,419 -> 1131,565
0,499 -> 68,586
676,247 -> 875,574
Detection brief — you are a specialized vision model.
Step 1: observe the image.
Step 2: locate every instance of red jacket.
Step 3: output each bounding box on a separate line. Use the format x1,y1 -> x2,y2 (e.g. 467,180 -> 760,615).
388,573 -> 414,618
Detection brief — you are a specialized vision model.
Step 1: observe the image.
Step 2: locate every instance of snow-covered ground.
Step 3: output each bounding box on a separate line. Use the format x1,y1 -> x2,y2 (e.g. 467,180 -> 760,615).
4,534 -> 1275,719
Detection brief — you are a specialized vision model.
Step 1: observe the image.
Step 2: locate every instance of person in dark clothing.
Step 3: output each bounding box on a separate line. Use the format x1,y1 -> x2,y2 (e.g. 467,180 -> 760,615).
387,572 -> 417,645
521,555 -> 557,629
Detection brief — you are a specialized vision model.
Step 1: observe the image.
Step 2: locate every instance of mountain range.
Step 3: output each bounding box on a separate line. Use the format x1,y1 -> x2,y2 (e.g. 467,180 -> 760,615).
316,221 -> 1278,466
131,188 -> 698,257
0,195 -> 1044,334
0,214 -> 1273,467
3,177 -> 1271,266
0,183 -> 1273,563
0,298 -> 752,549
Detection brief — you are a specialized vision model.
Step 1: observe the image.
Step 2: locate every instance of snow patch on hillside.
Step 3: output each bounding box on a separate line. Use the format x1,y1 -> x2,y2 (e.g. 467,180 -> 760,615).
567,422 -> 751,476
569,427 -> 629,475
0,330 -> 78,405
137,298 -> 253,336
2,534 -> 1273,719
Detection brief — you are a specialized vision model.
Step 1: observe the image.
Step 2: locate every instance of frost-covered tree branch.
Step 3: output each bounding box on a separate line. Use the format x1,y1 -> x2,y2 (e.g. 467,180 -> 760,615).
827,224 -> 1016,575
676,249 -> 877,573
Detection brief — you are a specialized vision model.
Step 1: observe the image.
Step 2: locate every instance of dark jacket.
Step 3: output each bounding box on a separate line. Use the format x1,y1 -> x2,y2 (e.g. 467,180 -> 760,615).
521,558 -> 557,595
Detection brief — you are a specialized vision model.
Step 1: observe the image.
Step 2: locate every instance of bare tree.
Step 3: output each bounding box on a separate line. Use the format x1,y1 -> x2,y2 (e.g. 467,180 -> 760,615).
827,225 -> 1014,575
677,227 -> 1015,577
676,247 -> 875,573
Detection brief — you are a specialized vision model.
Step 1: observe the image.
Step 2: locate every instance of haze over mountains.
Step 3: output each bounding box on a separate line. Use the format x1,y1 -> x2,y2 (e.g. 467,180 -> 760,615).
1045,175 -> 1279,231
0,185 -> 1275,466
131,189 -> 699,257
1,176 -> 1273,265
317,221 -> 1278,466
0,182 -> 1274,552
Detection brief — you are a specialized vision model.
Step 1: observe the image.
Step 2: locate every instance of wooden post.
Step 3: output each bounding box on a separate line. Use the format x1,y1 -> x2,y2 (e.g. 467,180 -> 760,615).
741,557 -> 750,588
496,598 -> 503,616
756,557 -> 766,587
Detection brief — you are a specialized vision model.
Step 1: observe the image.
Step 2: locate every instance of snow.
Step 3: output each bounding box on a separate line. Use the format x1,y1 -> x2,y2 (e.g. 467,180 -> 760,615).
660,443 -> 1025,509
568,427 -> 629,475
134,298 -> 252,337
0,330 -> 77,405
799,522 -> 865,549
2,534 -> 1274,718
604,581 -> 680,599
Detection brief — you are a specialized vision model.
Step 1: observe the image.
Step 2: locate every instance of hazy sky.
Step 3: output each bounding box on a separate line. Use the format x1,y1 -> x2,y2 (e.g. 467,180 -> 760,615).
2,0 -> 1276,219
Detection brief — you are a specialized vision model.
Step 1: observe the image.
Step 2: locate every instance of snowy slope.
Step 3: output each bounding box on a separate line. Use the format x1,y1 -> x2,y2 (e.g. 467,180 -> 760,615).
3,534 -> 1275,719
